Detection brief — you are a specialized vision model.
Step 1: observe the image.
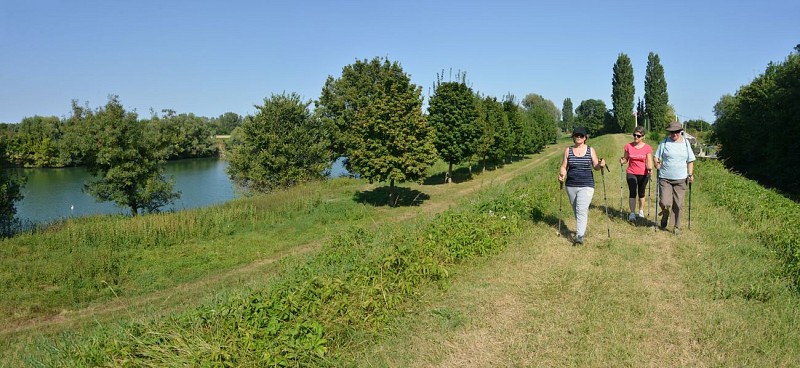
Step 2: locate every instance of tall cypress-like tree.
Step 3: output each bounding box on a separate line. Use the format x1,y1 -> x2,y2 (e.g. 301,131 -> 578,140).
644,52 -> 670,132
428,73 -> 480,183
612,53 -> 635,133
636,98 -> 646,129
317,57 -> 437,205
561,98 -> 574,132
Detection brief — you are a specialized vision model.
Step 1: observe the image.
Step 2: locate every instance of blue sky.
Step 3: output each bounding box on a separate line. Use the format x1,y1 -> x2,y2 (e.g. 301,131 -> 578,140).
1,0 -> 797,124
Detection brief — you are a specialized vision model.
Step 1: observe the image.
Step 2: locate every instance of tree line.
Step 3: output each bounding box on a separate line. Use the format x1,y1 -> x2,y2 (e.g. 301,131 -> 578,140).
227,59 -> 560,205
0,109 -> 243,168
712,45 -> 800,197
7,53 -> 675,233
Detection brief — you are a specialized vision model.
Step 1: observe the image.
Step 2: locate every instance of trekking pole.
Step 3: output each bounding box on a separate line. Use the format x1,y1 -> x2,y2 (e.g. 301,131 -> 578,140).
688,181 -> 693,230
653,170 -> 659,232
647,170 -> 651,218
601,161 -> 611,238
619,162 -> 624,219
558,181 -> 564,237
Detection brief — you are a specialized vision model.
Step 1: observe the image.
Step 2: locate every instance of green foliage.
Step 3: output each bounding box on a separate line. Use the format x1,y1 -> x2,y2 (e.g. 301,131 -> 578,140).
483,96 -> 511,163
32,184 -> 524,366
317,57 -> 437,201
713,48 -> 800,195
503,95 -> 527,158
561,98 -> 574,132
0,142 -> 25,236
644,52 -> 670,132
575,99 -> 607,135
428,76 -> 480,182
611,53 -> 635,133
209,112 -> 244,135
227,92 -> 332,193
684,119 -> 711,133
70,96 -> 179,216
699,159 -> 800,290
150,111 -> 217,160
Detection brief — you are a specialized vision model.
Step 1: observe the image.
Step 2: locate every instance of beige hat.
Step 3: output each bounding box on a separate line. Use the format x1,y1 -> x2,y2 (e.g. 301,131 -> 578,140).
666,121 -> 683,132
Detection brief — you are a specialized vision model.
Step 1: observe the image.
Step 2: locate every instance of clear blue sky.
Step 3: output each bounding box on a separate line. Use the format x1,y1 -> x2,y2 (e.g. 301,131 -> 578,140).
1,0 -> 797,124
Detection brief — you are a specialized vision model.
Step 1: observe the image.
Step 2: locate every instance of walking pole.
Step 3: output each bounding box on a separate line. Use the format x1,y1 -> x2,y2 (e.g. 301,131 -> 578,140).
653,170 -> 659,232
647,170 -> 651,218
558,181 -> 564,237
619,162 -> 624,219
688,181 -> 693,230
601,161 -> 611,238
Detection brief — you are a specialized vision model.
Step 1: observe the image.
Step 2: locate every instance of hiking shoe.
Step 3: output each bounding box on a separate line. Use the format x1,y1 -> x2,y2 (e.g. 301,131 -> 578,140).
673,228 -> 681,236
575,235 -> 584,245
638,210 -> 645,218
660,209 -> 669,229
628,213 -> 637,222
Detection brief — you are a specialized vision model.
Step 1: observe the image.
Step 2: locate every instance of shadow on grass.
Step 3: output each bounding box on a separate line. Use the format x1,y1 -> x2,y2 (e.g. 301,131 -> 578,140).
354,186 -> 430,207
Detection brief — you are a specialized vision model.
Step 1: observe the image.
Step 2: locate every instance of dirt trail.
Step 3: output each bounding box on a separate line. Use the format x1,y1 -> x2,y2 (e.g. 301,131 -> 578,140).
375,134 -> 710,367
3,148 -> 561,338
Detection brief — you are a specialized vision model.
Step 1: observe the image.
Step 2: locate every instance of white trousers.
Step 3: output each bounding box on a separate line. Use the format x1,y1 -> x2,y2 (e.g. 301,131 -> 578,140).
566,186 -> 595,237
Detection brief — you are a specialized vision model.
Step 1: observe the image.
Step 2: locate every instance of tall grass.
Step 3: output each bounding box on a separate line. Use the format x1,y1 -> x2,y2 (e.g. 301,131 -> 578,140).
0,178 -> 371,324
697,159 -> 800,290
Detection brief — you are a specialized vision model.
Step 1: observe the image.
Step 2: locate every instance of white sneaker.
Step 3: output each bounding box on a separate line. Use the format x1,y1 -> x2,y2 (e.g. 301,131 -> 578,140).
638,210 -> 645,218
628,213 -> 636,221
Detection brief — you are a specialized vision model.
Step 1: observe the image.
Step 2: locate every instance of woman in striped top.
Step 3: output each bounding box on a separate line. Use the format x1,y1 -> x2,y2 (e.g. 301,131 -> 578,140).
558,127 -> 607,244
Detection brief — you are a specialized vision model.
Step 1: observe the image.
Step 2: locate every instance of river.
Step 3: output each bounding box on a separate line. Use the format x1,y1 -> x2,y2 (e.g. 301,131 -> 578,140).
14,158 -> 236,225
14,157 -> 350,226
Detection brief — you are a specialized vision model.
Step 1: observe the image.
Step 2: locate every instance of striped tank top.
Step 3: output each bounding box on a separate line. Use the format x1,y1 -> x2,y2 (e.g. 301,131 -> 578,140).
566,146 -> 595,188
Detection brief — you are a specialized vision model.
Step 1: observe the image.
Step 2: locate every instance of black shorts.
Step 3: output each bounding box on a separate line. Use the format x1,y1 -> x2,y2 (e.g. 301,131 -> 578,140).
626,173 -> 649,198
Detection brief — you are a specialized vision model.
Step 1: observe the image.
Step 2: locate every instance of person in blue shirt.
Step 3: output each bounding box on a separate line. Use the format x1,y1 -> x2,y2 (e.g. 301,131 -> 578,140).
558,127 -> 607,244
654,121 -> 696,234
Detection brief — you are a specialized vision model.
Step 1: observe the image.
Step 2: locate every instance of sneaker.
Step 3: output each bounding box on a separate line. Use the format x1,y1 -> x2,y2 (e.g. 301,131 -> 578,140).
628,213 -> 637,222
673,228 -> 681,236
575,235 -> 584,244
638,210 -> 645,218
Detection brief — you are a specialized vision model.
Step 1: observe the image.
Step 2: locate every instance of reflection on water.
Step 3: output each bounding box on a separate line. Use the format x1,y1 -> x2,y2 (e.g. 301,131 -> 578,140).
15,158 -> 236,225
14,157 -> 350,226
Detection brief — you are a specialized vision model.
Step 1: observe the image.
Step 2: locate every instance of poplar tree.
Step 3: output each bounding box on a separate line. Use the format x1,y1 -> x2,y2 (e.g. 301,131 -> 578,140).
317,57 -> 437,205
562,98 -> 574,132
612,53 -> 635,132
644,52 -> 670,131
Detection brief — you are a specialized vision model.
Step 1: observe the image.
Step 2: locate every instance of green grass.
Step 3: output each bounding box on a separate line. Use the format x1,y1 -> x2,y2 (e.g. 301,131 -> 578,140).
2,134 -> 799,366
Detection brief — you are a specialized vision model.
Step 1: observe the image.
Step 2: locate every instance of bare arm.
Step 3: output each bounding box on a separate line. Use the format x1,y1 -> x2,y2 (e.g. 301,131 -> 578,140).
558,147 -> 569,182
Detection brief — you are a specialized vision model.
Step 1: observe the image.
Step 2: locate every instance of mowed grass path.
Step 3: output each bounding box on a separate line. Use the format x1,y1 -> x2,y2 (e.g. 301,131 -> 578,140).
353,134 -> 800,367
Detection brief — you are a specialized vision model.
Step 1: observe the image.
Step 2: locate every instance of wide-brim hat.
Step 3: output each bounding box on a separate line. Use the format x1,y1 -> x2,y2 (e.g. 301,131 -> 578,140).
572,126 -> 588,136
666,121 -> 683,132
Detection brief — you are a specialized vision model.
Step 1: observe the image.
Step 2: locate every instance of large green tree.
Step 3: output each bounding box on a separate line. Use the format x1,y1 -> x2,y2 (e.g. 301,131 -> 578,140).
316,57 -> 437,204
428,75 -> 480,183
70,96 -> 179,216
227,93 -> 332,193
561,98 -> 574,132
575,99 -> 607,135
612,53 -> 635,133
644,52 -> 670,132
484,96 -> 511,164
503,94 -> 527,160
150,111 -> 216,160
636,98 -> 646,129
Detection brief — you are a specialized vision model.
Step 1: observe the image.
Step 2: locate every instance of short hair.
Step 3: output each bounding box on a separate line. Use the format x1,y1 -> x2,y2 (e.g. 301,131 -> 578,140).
633,126 -> 646,135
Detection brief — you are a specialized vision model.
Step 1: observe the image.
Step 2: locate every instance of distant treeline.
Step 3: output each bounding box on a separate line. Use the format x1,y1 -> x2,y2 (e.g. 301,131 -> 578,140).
0,109 -> 243,168
712,45 -> 800,197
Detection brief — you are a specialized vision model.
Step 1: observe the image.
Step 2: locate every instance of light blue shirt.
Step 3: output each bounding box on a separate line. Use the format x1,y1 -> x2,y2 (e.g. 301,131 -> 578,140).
655,137 -> 696,180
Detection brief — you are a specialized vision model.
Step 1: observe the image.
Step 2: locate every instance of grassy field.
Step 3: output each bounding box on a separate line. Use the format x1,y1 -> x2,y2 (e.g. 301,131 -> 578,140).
2,134 -> 799,366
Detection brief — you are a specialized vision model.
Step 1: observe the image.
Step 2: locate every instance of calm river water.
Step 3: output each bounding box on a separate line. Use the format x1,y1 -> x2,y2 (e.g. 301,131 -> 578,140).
15,157 -> 350,226
15,158 -> 236,225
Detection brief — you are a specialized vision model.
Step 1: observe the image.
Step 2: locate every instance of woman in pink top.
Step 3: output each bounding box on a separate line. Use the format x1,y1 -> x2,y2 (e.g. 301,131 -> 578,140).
619,126 -> 653,221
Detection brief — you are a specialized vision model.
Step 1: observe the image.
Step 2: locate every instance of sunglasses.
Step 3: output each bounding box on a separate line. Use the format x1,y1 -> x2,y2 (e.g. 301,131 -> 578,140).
573,134 -> 585,138
633,134 -> 644,138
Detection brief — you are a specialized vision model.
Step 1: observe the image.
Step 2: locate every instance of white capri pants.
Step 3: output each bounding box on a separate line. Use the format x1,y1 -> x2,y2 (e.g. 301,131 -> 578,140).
566,186 -> 595,237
